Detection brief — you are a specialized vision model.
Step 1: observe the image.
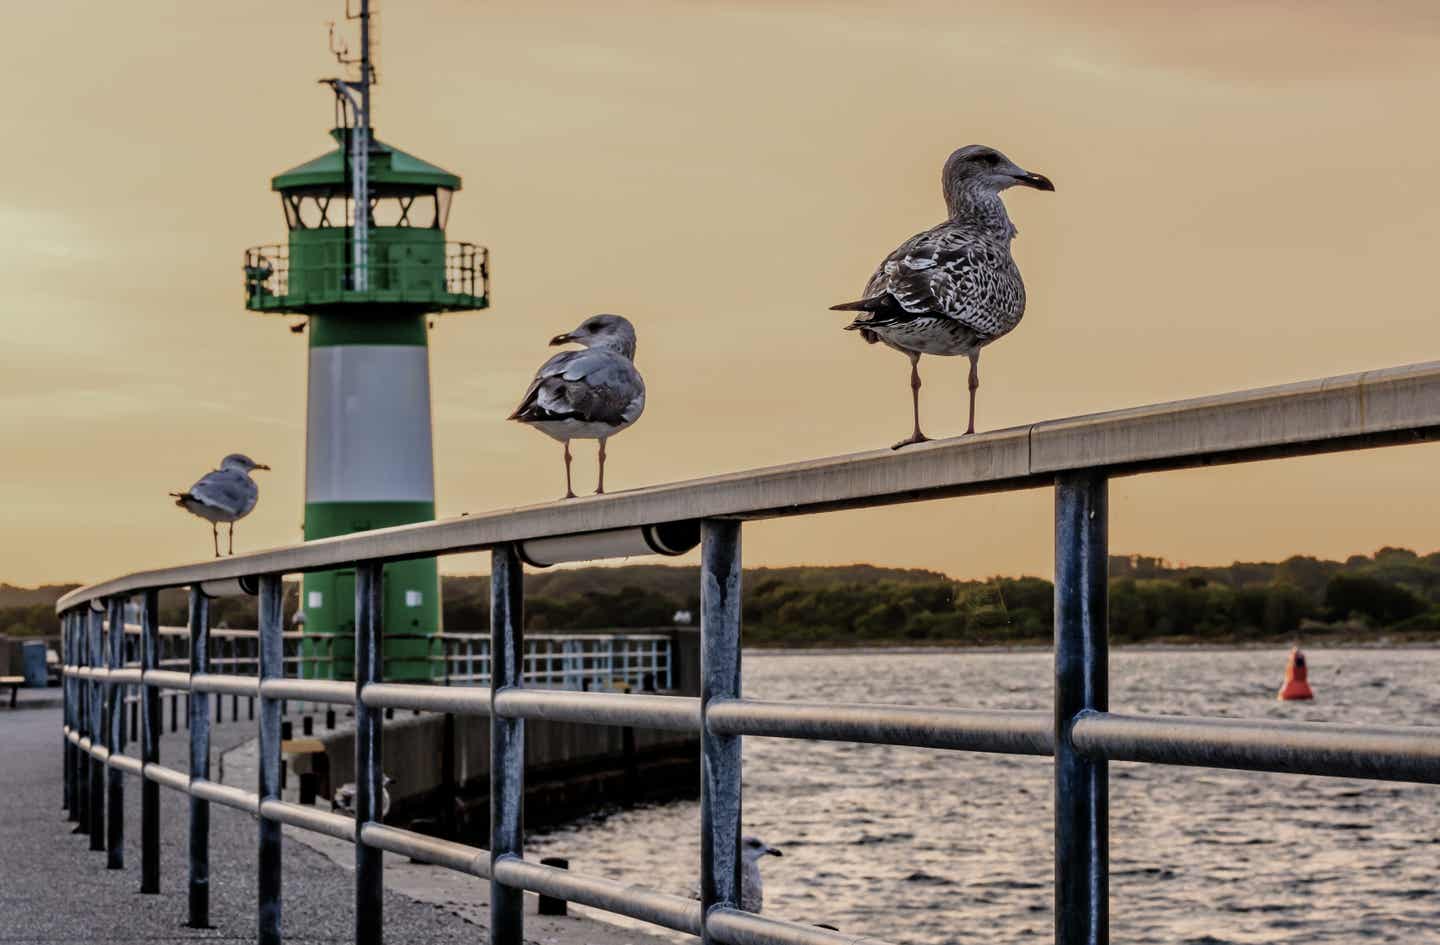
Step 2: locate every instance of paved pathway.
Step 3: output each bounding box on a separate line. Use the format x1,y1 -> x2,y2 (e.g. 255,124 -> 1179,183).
0,706 -> 673,945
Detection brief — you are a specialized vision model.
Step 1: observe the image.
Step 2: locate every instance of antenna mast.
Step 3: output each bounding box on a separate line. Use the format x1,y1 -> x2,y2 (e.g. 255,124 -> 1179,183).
327,0 -> 375,292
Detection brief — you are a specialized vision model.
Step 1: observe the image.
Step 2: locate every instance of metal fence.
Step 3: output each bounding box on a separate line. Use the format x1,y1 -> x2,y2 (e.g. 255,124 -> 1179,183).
56,362 -> 1440,945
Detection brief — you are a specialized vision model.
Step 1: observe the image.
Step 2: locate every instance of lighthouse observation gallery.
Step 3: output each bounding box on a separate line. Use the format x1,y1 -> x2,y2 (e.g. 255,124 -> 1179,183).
243,20 -> 490,680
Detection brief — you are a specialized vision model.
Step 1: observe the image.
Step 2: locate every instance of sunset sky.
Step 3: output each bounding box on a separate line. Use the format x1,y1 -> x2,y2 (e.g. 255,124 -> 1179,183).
3,1 -> 1438,586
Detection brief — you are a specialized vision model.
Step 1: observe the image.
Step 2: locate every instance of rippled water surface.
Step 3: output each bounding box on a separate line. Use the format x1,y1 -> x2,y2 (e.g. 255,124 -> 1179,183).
527,647 -> 1440,944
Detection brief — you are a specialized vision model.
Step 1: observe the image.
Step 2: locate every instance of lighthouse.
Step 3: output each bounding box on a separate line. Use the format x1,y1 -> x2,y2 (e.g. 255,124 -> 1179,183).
243,2 -> 488,680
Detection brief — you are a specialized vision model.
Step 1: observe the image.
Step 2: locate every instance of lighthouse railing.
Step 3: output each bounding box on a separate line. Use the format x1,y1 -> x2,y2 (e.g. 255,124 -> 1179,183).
54,359 -> 1440,945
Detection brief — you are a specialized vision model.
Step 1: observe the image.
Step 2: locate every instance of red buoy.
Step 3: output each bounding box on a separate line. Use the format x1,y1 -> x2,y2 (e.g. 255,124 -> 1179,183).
1277,646 -> 1314,701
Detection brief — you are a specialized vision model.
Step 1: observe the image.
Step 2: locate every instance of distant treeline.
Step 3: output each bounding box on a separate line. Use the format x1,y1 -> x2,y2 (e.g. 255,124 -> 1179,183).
5,549 -> 1440,645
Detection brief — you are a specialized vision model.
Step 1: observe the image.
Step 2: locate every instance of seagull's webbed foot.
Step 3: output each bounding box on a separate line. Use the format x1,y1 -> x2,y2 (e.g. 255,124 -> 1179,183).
891,432 -> 931,450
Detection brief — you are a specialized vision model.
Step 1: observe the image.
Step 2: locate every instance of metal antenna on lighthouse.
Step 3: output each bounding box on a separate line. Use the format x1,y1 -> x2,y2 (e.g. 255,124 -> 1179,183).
326,0 -> 375,292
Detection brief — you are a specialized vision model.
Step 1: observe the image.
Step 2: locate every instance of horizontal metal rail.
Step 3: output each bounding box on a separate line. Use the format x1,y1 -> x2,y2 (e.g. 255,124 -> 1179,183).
56,361 -> 1440,611
189,779 -> 259,815
360,824 -> 491,877
360,682 -> 490,713
260,678 -> 353,704
143,763 -> 190,793
143,669 -> 191,690
494,688 -> 700,731
1072,712 -> 1440,783
260,800 -> 356,841
491,856 -> 702,936
189,674 -> 258,696
708,700 -> 1053,754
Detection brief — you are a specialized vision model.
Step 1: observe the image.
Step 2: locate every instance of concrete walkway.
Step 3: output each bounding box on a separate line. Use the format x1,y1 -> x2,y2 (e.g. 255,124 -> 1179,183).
0,707 -> 674,945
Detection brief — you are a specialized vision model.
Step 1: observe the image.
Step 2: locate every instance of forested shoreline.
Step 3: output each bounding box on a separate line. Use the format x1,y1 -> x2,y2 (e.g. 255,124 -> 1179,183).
6,548 -> 1439,646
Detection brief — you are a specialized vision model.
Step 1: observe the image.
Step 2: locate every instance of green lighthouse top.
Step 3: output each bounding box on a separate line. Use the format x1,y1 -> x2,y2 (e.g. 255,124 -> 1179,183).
243,2 -> 489,318
272,130 -> 461,193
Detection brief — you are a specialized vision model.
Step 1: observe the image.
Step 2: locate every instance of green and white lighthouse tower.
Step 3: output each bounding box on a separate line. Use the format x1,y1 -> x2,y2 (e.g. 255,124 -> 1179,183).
243,2 -> 488,681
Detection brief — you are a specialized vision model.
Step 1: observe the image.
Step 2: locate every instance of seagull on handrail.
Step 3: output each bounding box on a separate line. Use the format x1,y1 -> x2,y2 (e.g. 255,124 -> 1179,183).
831,145 -> 1053,448
170,454 -> 270,557
508,314 -> 646,499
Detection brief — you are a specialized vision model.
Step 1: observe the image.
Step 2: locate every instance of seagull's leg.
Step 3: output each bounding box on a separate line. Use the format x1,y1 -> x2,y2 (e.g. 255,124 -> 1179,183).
228,523 -> 235,556
892,352 -> 930,450
211,523 -> 220,558
562,441 -> 576,500
965,352 -> 980,436
596,437 -> 608,495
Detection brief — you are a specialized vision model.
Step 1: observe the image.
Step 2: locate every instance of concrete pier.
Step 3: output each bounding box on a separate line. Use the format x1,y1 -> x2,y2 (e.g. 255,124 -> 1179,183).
2,706 -> 678,944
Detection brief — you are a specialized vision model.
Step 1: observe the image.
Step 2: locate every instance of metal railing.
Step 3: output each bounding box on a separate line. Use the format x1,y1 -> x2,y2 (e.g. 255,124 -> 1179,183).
242,240 -> 489,311
55,361 -> 1440,945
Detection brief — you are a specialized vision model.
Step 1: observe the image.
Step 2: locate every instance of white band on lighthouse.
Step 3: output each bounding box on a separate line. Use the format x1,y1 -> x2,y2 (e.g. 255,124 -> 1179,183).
306,345 -> 436,503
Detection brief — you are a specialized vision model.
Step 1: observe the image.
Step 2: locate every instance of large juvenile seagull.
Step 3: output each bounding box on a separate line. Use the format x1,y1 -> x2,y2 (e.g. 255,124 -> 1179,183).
509,314 -> 646,499
832,145 -> 1053,448
170,453 -> 269,557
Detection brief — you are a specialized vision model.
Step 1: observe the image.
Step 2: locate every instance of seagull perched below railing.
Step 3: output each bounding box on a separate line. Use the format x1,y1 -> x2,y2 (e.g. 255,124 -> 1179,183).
691,835 -> 783,913
832,144 -> 1053,448
508,314 -> 646,499
170,454 -> 269,557
331,775 -> 394,820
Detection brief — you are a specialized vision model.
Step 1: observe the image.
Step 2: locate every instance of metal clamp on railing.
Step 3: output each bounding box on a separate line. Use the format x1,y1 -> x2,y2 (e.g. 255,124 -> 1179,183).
516,520 -> 700,568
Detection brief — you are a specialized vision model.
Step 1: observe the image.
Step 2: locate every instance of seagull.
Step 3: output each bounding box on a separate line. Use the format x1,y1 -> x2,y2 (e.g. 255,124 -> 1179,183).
831,145 -> 1053,448
690,836 -> 783,913
331,775 -> 394,820
508,314 -> 646,498
170,454 -> 270,557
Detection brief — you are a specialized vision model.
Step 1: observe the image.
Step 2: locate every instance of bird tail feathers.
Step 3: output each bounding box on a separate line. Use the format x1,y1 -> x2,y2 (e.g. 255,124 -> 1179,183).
829,294 -> 891,313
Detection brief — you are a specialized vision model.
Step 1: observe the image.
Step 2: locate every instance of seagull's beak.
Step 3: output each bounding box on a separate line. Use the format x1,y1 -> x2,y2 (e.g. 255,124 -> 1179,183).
549,333 -> 574,346
1014,170 -> 1055,192
766,847 -> 783,857
254,463 -> 271,471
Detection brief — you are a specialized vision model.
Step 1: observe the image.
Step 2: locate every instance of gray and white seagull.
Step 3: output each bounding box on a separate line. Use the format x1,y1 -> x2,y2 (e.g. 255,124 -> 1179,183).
508,314 -> 646,499
831,145 -> 1053,448
170,453 -> 270,557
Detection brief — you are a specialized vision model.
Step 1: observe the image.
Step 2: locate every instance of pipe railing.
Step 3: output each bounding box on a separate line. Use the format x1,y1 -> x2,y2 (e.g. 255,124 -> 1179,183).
55,360 -> 1440,945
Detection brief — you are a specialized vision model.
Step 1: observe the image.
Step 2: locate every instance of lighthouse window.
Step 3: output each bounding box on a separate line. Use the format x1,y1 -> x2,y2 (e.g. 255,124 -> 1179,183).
404,590 -> 423,608
369,194 -> 439,228
283,194 -> 337,230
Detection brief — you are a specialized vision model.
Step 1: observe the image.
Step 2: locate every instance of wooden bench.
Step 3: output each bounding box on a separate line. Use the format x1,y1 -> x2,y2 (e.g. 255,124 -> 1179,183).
0,676 -> 24,709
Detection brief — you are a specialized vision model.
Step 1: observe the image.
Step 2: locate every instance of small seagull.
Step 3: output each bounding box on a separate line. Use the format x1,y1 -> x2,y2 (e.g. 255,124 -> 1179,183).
690,836 -> 783,914
331,775 -> 395,820
508,314 -> 646,498
170,454 -> 270,557
831,145 -> 1053,448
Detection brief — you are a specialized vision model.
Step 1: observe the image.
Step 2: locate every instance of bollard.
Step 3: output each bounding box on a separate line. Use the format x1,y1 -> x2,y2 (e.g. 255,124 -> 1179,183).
171,693 -> 179,733
302,715 -> 313,736
248,696 -> 255,721
325,708 -> 335,730
281,720 -> 293,741
280,759 -> 288,792
538,858 -> 570,915
299,771 -> 318,806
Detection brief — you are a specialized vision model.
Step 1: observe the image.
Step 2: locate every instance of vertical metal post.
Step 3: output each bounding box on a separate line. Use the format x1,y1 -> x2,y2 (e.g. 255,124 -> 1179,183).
88,606 -> 106,850
699,520 -> 743,940
489,544 -> 524,945
63,612 -> 75,817
1054,473 -> 1109,945
257,575 -> 284,945
188,588 -> 212,928
106,597 -> 125,868
141,589 -> 161,892
354,563 -> 384,945
76,612 -> 92,835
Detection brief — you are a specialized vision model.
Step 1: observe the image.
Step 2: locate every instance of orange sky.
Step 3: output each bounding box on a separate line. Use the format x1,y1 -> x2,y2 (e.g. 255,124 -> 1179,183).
3,1 -> 1438,586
